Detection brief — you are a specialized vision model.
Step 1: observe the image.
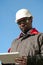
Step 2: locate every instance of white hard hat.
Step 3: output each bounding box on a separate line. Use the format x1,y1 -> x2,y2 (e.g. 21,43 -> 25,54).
16,9 -> 32,21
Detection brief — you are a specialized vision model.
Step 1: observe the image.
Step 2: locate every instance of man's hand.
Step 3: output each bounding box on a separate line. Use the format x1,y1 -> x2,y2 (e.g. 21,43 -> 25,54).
15,56 -> 27,65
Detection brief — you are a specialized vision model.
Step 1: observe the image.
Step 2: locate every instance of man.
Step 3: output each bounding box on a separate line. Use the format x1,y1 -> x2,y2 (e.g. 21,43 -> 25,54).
9,8 -> 43,65
4,9 -> 43,65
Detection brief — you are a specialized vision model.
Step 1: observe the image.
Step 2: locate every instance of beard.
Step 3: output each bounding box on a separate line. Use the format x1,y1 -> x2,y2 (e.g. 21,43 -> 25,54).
19,23 -> 32,34
20,26 -> 30,34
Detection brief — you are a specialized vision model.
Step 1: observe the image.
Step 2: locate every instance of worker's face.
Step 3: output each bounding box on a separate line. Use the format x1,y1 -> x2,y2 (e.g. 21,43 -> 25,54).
17,17 -> 32,33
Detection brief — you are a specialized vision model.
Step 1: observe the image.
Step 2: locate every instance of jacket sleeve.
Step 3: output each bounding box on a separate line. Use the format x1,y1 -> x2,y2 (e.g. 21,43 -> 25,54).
37,33 -> 43,56
27,33 -> 43,65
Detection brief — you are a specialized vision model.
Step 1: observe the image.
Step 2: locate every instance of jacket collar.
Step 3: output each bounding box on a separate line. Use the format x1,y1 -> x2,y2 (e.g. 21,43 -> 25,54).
29,28 -> 39,35
17,28 -> 39,39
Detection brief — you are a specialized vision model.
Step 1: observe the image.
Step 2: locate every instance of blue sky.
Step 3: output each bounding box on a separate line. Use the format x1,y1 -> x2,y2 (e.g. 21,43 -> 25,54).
0,0 -> 43,53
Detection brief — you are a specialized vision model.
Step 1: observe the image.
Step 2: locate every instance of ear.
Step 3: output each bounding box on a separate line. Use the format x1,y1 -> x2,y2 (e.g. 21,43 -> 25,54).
30,17 -> 33,22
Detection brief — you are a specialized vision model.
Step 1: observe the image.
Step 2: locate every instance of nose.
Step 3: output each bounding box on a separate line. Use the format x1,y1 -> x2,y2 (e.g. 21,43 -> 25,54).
20,23 -> 25,27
